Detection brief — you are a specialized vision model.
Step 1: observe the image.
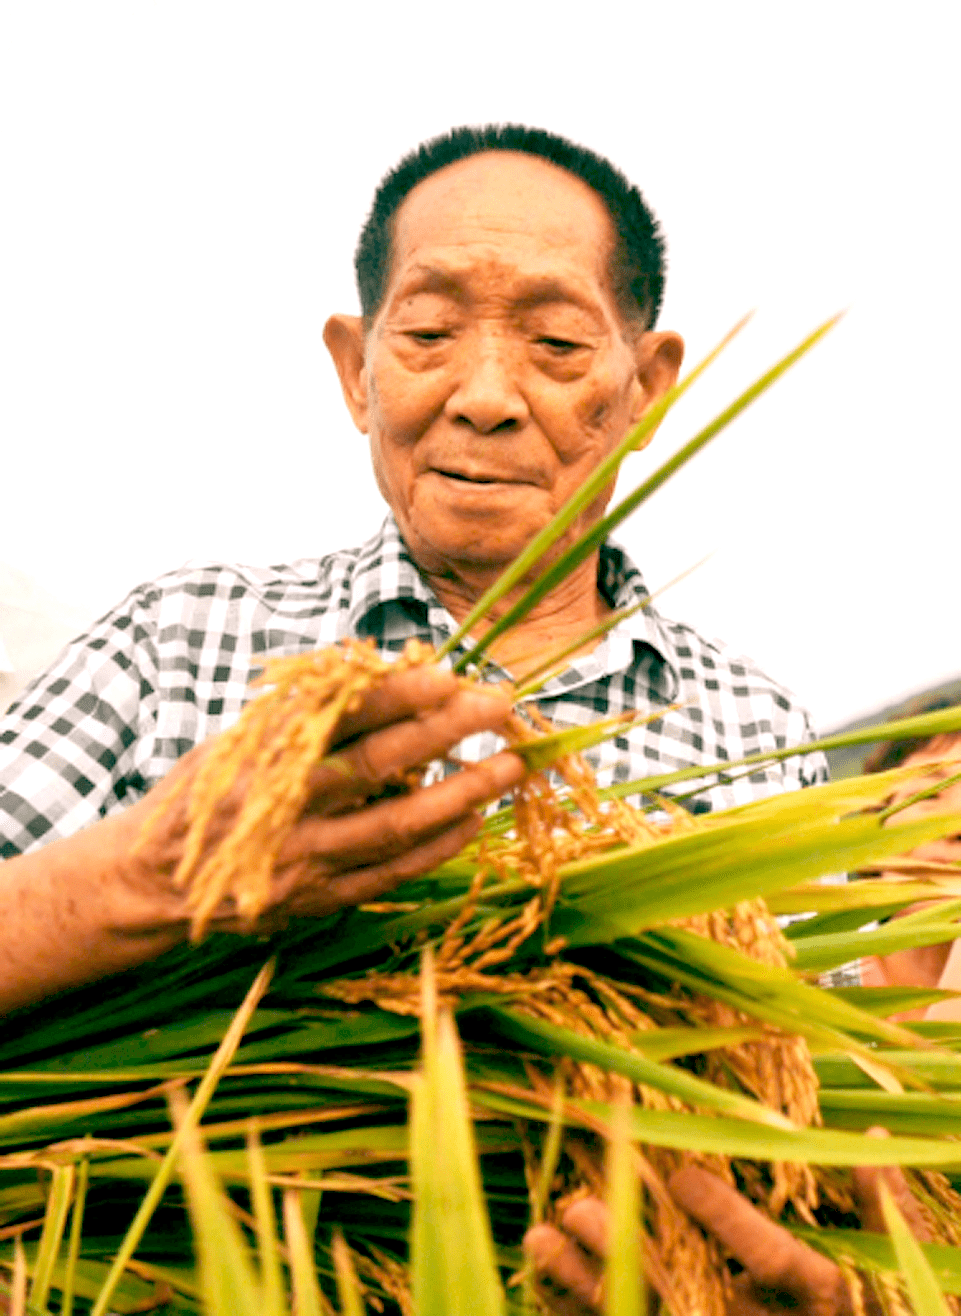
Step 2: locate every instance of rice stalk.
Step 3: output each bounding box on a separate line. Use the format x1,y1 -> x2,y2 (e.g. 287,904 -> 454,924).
5,314 -> 961,1308
117,643 -> 961,1311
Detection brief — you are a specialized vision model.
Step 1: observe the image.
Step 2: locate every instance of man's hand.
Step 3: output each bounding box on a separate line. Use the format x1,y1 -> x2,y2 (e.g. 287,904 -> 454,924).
0,665 -> 521,1012
123,663 -> 523,927
524,1150 -> 929,1315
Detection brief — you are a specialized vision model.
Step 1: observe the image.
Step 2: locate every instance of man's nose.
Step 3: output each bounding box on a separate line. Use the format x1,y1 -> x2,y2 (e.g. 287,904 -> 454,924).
444,335 -> 529,433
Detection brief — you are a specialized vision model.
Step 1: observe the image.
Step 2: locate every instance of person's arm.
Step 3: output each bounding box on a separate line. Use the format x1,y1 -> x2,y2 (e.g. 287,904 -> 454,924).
0,665 -> 522,1015
524,1154 -> 928,1315
861,925 -> 961,1022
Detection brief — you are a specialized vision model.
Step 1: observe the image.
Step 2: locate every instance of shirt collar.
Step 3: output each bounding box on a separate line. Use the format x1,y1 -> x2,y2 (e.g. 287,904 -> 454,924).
596,538 -> 681,678
344,515 -> 444,636
344,513 -> 681,693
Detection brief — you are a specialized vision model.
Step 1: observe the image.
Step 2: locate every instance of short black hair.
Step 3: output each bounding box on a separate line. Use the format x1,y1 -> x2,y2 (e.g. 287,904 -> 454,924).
355,124 -> 667,332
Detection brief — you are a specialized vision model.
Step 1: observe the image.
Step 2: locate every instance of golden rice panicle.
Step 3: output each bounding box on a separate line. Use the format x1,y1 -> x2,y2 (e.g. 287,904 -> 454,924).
140,639 -> 424,939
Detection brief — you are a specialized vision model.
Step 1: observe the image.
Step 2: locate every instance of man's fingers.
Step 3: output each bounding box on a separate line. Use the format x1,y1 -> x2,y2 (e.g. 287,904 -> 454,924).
524,1223 -> 603,1315
309,683 -> 515,800
330,666 -> 490,744
560,1198 -> 610,1261
668,1166 -> 840,1299
273,813 -> 485,918
290,751 -> 523,869
342,685 -> 514,785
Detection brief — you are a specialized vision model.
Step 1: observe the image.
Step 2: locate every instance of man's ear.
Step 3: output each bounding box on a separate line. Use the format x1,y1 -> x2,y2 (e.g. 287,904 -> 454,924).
323,314 -> 369,433
630,330 -> 685,432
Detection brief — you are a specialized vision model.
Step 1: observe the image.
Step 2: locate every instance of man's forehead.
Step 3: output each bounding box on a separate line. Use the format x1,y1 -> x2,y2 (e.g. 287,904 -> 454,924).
384,152 -> 619,303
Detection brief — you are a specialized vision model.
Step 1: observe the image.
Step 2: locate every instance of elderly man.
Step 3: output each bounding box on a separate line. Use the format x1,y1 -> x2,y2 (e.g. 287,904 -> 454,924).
0,123 -> 895,1316
0,126 -> 824,1013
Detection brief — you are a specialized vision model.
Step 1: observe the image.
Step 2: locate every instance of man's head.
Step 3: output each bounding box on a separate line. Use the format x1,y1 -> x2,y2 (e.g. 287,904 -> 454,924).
355,124 -> 668,334
324,128 -> 684,592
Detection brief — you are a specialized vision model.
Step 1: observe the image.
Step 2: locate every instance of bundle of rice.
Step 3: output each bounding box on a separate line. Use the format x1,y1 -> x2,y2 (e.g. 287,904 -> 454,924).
3,318 -> 961,1314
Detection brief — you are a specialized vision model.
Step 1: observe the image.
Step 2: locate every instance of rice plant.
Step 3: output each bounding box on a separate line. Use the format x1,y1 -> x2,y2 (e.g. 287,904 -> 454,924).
2,317 -> 961,1314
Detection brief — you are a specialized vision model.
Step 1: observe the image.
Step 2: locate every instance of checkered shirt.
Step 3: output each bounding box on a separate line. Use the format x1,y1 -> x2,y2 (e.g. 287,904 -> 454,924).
0,515 -> 826,859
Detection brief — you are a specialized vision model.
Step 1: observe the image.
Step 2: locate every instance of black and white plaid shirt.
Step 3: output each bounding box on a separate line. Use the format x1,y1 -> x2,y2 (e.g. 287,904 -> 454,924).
0,515 -> 826,858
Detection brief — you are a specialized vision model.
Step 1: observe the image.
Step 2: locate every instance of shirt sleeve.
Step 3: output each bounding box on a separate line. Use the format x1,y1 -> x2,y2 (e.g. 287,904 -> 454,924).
0,584 -> 162,857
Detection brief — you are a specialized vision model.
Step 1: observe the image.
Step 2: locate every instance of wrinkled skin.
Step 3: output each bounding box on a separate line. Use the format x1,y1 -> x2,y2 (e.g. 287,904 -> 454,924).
0,667 -> 522,1013
524,1147 -> 931,1315
124,665 -> 523,926
2,149 -> 680,1013
324,150 -> 683,673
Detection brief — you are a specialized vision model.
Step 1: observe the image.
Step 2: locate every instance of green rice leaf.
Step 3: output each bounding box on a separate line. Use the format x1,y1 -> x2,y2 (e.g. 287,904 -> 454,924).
513,555 -> 712,698
552,806 -> 961,942
616,930 -> 922,1054
598,703 -> 961,804
174,1089 -> 263,1316
91,1122 -> 415,1183
767,881 -> 957,918
0,1243 -> 169,1313
470,1087 -> 961,1167
789,1226 -> 961,1294
410,953 -> 505,1316
792,923 -> 961,974
605,1100 -> 643,1316
630,1025 -> 764,1060
511,708 -> 670,773
817,1089 -> 961,1136
484,1007 -> 795,1127
815,1050 -> 961,1091
879,1178 -> 952,1314
89,958 -> 274,1316
28,1162 -> 74,1311
60,1154 -> 89,1316
21,1011 -> 292,1074
246,1122 -> 286,1316
530,1076 -> 566,1226
825,986 -> 961,1017
0,1081 -> 176,1146
780,903 -> 915,941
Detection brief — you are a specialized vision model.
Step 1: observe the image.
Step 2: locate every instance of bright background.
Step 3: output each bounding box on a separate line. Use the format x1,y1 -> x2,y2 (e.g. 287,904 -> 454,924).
1,2 -> 958,731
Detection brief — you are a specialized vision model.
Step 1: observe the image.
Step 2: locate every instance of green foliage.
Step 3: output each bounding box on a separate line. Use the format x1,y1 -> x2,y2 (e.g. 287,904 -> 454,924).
3,318 -> 961,1312
880,1180 -> 953,1315
605,1101 -> 644,1316
410,954 -> 504,1316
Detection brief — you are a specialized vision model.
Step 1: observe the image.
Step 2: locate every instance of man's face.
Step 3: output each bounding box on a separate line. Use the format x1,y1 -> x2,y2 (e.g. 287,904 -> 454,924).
327,152 -> 682,581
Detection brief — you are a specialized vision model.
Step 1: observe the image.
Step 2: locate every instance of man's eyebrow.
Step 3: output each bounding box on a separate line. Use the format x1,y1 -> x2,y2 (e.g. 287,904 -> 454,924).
393,267 -> 603,319
393,267 -> 465,300
511,277 -> 602,317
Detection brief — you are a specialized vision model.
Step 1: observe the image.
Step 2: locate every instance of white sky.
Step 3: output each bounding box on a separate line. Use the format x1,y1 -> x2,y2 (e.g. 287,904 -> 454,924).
1,2 -> 958,731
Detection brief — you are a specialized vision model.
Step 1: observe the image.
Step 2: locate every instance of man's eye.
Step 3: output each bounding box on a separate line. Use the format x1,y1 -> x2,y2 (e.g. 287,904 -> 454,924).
408,330 -> 449,344
538,337 -> 583,354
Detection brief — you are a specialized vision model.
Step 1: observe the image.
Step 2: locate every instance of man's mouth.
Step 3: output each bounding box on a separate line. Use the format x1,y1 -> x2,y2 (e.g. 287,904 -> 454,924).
433,468 -> 530,486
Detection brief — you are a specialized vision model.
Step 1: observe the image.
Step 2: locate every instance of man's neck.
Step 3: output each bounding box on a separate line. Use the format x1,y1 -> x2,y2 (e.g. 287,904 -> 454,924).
421,554 -> 611,678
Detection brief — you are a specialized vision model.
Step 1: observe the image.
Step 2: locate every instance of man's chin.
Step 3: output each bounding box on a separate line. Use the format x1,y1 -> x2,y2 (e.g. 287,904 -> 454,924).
399,492 -> 546,577
399,522 -> 537,582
